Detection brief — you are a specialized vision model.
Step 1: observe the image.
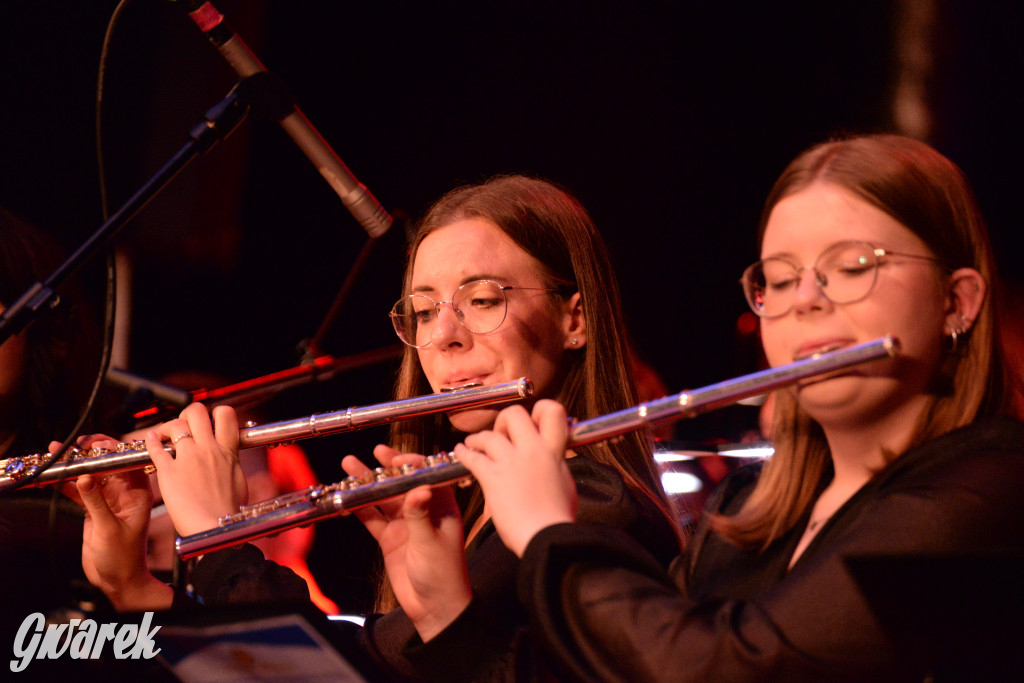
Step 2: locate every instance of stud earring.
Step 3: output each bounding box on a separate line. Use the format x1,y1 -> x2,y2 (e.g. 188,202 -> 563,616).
570,338 -> 578,346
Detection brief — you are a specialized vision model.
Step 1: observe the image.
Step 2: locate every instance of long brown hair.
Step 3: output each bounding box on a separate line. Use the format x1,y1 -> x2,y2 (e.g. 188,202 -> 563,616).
0,209 -> 98,457
715,134 -> 1008,548
377,175 -> 678,607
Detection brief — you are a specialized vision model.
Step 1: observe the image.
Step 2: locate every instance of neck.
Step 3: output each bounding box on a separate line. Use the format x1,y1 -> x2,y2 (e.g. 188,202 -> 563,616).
819,393 -> 934,486
788,396 -> 933,569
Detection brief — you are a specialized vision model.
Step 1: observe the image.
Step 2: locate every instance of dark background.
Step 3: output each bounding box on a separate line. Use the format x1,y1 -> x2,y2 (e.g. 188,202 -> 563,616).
1,0 -> 1022,612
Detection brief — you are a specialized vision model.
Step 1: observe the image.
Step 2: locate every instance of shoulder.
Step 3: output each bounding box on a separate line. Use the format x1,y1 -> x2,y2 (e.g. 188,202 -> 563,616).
567,457 -> 681,567
887,417 -> 1024,487
565,457 -> 652,517
702,460 -> 765,517
927,416 -> 1024,454
840,418 -> 1024,549
565,457 -> 635,521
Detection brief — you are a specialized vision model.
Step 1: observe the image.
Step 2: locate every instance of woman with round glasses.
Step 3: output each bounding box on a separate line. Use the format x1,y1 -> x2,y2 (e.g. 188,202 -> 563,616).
418,135 -> 1024,680
71,175 -> 681,680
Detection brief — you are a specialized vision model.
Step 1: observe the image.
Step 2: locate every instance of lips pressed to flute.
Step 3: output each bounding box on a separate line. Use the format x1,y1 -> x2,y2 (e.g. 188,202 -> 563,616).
176,336 -> 899,559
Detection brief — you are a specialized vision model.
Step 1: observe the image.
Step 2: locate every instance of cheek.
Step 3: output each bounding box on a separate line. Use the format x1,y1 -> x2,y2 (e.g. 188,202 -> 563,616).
507,325 -> 567,397
859,286 -> 946,355
872,272 -> 947,332
511,314 -> 553,353
415,349 -> 441,391
888,309 -> 946,372
759,321 -> 790,368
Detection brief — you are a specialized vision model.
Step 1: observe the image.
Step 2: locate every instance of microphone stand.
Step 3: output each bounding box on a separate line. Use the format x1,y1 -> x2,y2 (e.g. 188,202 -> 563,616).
297,237 -> 379,364
129,344 -> 406,427
0,80 -> 251,347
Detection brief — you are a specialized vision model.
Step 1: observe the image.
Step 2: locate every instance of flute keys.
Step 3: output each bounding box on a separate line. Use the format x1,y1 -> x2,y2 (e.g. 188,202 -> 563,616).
4,458 -> 26,479
425,453 -> 451,467
3,453 -> 47,480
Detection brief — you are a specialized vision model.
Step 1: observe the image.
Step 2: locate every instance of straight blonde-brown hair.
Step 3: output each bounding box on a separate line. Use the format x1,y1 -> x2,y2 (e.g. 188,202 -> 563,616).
714,134 -> 1009,548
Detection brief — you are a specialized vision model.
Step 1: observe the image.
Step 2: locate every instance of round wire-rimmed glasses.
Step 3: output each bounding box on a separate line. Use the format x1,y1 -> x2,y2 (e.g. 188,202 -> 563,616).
740,240 -> 943,319
389,279 -> 556,348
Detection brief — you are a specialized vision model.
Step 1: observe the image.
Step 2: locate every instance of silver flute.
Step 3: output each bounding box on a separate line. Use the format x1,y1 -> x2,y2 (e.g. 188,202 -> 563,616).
0,378 -> 534,492
176,335 -> 899,559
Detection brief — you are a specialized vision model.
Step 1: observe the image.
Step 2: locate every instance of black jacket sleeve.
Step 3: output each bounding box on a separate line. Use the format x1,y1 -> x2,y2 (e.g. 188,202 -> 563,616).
180,544 -> 312,607
515,420 -> 1024,681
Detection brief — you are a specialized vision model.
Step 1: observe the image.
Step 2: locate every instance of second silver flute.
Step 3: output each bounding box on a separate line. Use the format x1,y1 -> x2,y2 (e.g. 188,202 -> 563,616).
0,378 -> 534,492
177,335 -> 899,559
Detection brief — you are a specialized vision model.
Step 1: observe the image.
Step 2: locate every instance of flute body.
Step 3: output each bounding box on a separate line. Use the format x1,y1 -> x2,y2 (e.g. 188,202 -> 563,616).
0,379 -> 533,492
176,335 -> 899,559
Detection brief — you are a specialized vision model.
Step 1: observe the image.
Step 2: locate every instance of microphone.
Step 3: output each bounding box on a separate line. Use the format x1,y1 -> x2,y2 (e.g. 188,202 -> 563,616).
169,0 -> 392,238
106,368 -> 193,409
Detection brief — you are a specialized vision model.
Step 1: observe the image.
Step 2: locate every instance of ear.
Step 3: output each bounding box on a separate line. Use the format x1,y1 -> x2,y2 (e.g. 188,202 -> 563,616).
562,292 -> 588,350
945,267 -> 986,334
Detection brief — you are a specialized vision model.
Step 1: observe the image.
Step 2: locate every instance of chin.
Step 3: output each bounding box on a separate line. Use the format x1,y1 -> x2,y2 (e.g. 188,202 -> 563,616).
795,373 -> 906,426
447,407 -> 500,435
794,375 -> 868,416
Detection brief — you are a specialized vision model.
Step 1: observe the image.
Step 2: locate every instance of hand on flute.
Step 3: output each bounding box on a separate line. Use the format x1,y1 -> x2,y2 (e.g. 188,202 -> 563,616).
59,434 -> 172,611
342,445 -> 471,642
145,403 -> 246,537
455,400 -> 578,558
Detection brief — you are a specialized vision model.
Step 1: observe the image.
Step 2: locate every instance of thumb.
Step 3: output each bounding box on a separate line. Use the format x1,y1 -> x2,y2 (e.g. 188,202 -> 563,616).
403,485 -> 433,517
76,475 -> 117,525
402,486 -> 438,537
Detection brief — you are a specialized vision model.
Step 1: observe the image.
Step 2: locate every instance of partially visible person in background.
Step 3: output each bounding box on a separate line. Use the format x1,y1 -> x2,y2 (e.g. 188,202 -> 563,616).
0,208 -> 100,623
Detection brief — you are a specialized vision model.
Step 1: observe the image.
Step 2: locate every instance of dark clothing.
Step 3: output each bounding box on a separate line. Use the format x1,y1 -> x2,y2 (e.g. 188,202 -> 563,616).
182,457 -> 680,681
0,491 -> 88,642
0,493 -> 86,603
519,418 -> 1024,681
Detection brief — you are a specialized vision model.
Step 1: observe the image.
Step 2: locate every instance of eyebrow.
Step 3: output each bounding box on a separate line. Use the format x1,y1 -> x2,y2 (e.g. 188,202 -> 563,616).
760,241 -> 878,261
757,250 -> 802,265
411,274 -> 508,294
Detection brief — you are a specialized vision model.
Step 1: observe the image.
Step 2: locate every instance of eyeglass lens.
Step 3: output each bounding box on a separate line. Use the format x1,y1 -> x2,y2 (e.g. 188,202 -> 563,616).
391,280 -> 508,347
745,242 -> 881,317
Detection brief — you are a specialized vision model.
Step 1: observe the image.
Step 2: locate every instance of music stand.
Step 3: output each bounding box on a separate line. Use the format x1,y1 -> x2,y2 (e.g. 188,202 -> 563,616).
143,603 -> 369,682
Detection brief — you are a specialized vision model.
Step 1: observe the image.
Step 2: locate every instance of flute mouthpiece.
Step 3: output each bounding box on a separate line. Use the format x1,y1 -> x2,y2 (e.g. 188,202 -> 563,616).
440,382 -> 484,392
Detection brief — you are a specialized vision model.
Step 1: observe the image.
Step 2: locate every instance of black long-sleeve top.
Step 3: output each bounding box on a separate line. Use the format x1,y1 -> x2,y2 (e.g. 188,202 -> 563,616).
518,418 -> 1024,681
180,457 -> 680,681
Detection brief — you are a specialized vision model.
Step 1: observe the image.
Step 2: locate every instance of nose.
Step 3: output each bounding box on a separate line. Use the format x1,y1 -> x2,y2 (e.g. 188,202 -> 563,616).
428,302 -> 471,349
790,267 -> 830,314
